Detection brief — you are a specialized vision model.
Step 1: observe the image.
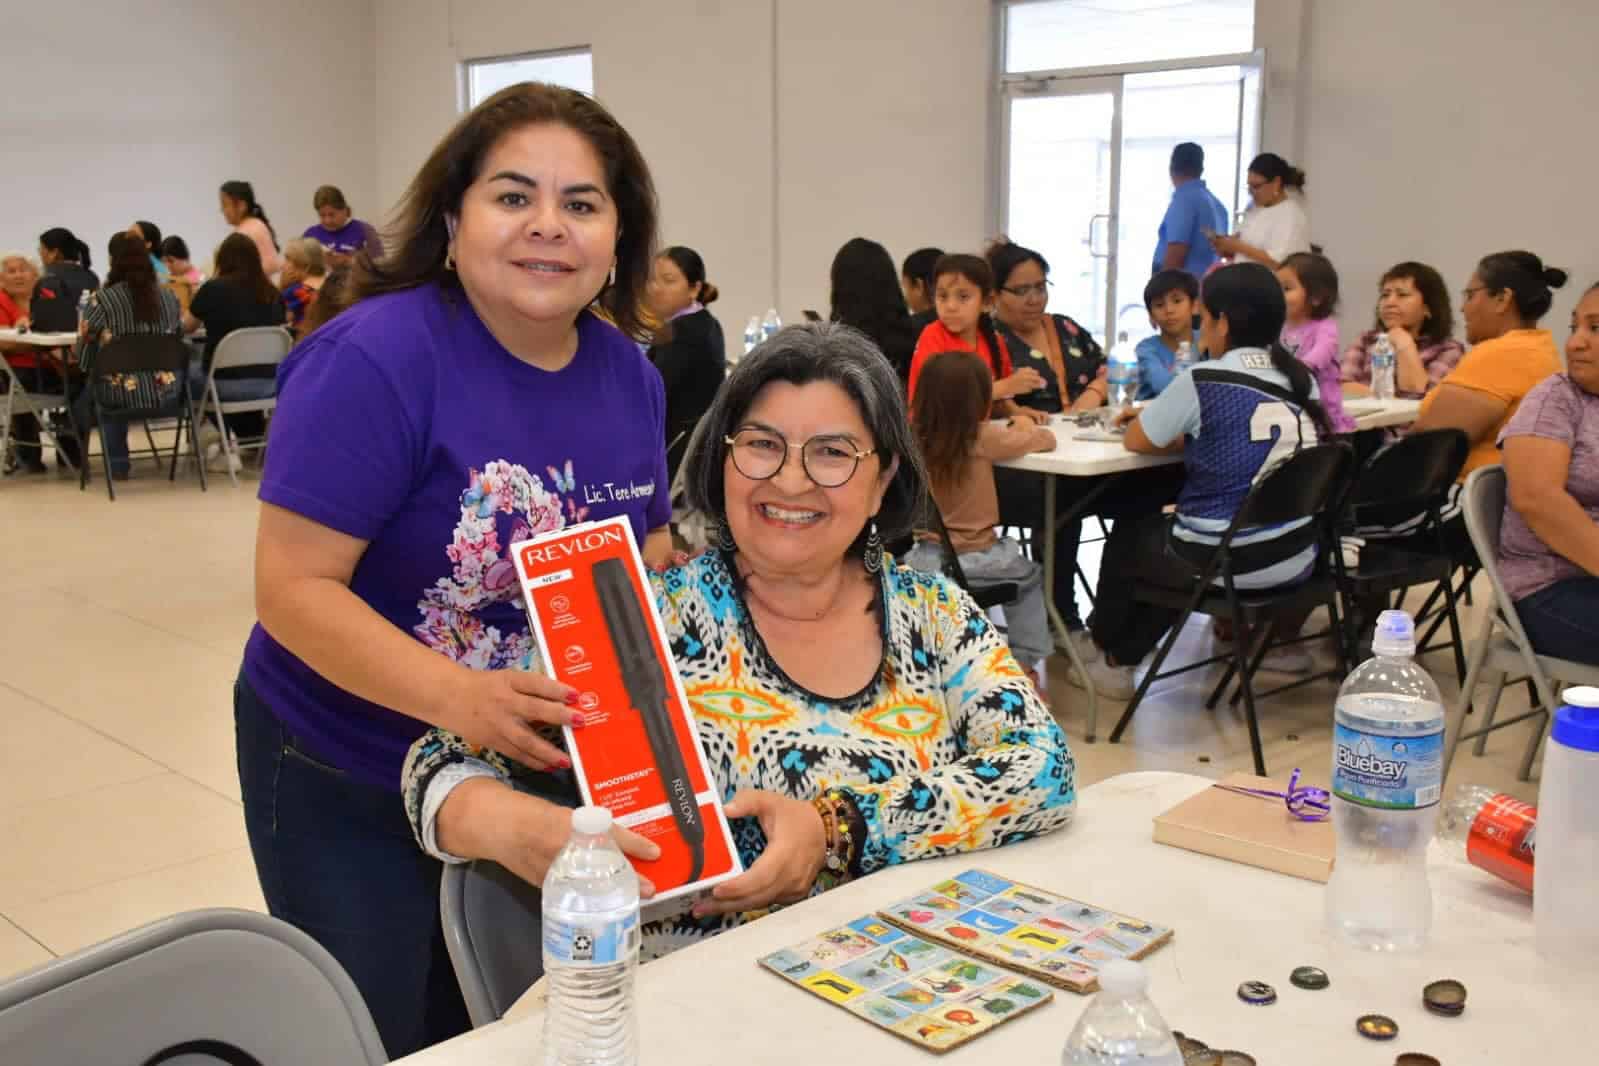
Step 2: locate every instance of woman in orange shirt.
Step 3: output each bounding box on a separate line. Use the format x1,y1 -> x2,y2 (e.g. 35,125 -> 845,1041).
907,254 -> 1047,423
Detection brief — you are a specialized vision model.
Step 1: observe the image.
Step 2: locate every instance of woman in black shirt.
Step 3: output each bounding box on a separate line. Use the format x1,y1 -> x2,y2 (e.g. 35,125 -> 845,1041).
185,233 -> 287,449
646,246 -> 725,481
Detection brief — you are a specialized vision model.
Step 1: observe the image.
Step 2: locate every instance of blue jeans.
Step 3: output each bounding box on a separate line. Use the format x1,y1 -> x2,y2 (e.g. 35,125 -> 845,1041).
1515,577 -> 1599,667
72,388 -> 131,476
233,673 -> 469,1057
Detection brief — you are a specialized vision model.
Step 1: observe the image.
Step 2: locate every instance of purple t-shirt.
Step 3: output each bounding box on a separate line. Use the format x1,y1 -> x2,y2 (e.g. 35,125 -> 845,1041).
1496,373 -> 1599,602
1282,316 -> 1353,433
302,219 -> 380,258
242,283 -> 671,789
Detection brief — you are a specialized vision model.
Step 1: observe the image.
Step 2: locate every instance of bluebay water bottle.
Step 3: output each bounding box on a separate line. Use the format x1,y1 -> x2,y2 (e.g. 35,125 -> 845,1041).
542,806 -> 640,1066
1325,610 -> 1445,951
760,307 -> 782,343
1106,332 -> 1140,411
1371,334 -> 1397,401
743,315 -> 760,357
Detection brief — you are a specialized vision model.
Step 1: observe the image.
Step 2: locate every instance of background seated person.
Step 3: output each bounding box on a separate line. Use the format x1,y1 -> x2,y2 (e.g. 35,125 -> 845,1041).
1341,261 -> 1464,398
1137,269 -> 1200,400
402,323 -> 1077,959
1498,282 -> 1599,666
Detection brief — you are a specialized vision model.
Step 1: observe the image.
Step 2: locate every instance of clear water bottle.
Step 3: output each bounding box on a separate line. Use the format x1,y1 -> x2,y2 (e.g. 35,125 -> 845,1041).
1061,959 -> 1181,1066
542,806 -> 640,1066
1106,332 -> 1140,411
1436,784 -> 1535,894
1370,333 -> 1397,400
1534,688 -> 1599,965
743,315 -> 761,357
1325,610 -> 1445,951
760,307 -> 782,343
77,289 -> 92,327
1173,339 -> 1194,374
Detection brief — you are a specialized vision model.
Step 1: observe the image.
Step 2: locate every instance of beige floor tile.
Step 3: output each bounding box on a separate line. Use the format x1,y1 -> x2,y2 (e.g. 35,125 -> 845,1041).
1,774 -> 247,911
0,685 -> 165,809
5,848 -> 265,959
0,917 -> 53,978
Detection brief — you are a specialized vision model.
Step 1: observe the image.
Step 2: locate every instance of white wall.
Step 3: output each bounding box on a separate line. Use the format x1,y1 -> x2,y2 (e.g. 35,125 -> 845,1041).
0,0 -> 376,273
1300,0 -> 1599,343
372,0 -> 994,336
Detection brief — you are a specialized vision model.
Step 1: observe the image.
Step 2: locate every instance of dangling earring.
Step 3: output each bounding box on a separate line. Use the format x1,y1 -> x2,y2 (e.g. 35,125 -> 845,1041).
717,521 -> 737,553
864,520 -> 884,575
444,249 -> 456,272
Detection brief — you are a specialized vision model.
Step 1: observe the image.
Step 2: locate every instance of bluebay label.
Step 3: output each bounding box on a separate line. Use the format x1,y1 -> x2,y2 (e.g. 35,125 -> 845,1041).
1332,724 -> 1443,809
544,912 -> 639,966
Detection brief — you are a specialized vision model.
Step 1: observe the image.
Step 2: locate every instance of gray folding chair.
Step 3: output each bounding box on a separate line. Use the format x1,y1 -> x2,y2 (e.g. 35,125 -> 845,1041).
0,908 -> 386,1065
193,326 -> 292,487
0,356 -> 79,475
440,860 -> 546,1028
1443,465 -> 1599,781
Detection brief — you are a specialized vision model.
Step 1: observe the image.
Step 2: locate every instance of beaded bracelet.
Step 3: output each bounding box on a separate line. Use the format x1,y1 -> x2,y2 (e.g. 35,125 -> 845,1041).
811,791 -> 859,882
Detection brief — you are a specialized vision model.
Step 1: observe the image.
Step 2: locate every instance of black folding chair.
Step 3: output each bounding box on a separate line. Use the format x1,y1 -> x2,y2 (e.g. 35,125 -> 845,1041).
1107,443 -> 1356,775
1336,429 -> 1471,681
921,496 -> 1019,611
79,335 -> 206,501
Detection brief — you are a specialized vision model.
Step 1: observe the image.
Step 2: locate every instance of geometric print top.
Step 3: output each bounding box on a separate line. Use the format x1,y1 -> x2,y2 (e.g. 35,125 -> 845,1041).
402,550 -> 1077,960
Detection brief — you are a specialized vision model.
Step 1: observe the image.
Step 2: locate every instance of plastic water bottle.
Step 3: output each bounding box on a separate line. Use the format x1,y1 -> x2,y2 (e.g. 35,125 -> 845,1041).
1534,687 -> 1599,966
1061,959 -> 1181,1066
760,307 -> 782,343
542,806 -> 640,1066
742,315 -> 761,357
1436,784 -> 1536,894
1173,339 -> 1194,375
1371,333 -> 1397,400
1107,332 -> 1140,411
1325,610 -> 1445,951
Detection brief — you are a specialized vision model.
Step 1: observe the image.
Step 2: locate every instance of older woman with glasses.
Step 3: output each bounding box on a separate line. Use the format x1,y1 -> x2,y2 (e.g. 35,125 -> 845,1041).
402,322 -> 1077,961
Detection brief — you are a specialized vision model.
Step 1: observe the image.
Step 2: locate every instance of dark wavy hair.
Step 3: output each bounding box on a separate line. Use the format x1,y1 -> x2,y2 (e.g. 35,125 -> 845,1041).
912,351 -> 992,493
1476,250 -> 1569,324
1202,261 -> 1329,434
931,254 -> 1006,380
212,232 -> 280,306
1280,252 -> 1339,320
39,227 -> 91,270
220,181 -> 278,249
340,82 -> 659,342
1376,261 -> 1453,345
830,237 -> 913,371
1248,152 -> 1306,191
104,232 -> 160,323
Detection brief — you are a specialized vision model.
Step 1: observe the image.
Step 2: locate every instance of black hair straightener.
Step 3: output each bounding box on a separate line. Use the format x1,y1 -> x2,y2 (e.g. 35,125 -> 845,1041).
593,557 -> 706,883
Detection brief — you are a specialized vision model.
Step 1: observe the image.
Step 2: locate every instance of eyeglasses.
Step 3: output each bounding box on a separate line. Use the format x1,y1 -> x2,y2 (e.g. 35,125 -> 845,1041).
724,428 -> 876,488
1001,281 -> 1052,299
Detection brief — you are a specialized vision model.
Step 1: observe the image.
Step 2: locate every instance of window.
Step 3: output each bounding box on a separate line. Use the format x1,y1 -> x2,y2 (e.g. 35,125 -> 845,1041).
462,48 -> 593,110
1005,0 -> 1253,74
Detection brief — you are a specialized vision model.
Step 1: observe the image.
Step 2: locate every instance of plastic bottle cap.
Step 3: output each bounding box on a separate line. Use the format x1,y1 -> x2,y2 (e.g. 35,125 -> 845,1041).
571,806 -> 613,836
1371,609 -> 1416,657
1552,698 -> 1599,753
1095,958 -> 1146,997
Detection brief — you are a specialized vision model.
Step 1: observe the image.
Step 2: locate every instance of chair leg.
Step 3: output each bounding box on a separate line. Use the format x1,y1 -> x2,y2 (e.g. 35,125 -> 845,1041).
1325,591 -> 1350,677
1075,563 -> 1096,608
1438,567 -> 1467,686
143,420 -> 159,469
1472,670 -> 1509,757
1442,616 -> 1494,780
1229,602 -> 1271,776
99,423 -> 115,501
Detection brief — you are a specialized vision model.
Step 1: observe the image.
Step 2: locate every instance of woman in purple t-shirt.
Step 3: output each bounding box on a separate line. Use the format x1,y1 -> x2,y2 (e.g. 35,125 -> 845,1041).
1499,282 -> 1599,665
236,83 -> 673,1057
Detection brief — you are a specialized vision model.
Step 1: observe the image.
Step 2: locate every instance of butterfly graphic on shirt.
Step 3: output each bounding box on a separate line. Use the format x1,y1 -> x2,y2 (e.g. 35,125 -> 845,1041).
547,460 -> 576,493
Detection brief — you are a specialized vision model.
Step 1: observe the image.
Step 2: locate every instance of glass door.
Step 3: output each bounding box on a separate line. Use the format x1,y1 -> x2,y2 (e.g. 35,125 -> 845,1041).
1001,77 -> 1121,345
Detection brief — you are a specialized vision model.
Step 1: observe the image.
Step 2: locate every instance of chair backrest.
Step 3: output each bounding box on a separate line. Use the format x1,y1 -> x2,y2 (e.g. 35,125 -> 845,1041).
0,908 -> 386,1065
441,860 -> 546,1028
1233,442 -> 1356,533
210,326 -> 293,374
93,334 -> 192,377
1349,428 -> 1470,511
1459,464 -> 1539,646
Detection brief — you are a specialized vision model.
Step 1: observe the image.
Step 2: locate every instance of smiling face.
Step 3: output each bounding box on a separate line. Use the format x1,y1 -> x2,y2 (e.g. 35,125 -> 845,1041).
318,204 -> 352,231
994,259 -> 1049,333
722,380 -> 894,577
1567,287 -> 1599,396
1378,275 -> 1429,334
934,272 -> 986,340
450,121 -> 618,348
1277,265 -> 1308,323
1150,289 -> 1194,339
646,254 -> 697,318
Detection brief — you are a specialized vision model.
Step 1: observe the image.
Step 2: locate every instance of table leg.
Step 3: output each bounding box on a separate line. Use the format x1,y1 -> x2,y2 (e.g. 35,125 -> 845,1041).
1043,474 -> 1098,742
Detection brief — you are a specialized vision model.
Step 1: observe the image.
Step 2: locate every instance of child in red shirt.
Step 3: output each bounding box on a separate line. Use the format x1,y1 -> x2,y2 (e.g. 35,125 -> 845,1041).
906,254 -> 1047,423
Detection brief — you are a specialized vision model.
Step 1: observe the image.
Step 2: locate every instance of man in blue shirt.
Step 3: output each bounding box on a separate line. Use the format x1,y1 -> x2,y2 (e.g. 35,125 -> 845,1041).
1151,143 -> 1229,278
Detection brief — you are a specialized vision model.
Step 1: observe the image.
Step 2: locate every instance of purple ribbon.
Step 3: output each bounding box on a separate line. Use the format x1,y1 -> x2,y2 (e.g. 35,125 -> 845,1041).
1215,768 -> 1330,822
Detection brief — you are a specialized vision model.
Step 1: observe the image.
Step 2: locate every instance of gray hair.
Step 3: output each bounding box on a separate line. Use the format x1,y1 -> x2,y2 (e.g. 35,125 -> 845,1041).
1,251 -> 40,274
681,321 -> 927,551
282,237 -> 327,276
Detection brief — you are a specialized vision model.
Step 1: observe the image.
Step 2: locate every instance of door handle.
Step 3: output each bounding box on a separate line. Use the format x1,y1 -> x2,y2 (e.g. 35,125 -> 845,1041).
1087,213 -> 1113,259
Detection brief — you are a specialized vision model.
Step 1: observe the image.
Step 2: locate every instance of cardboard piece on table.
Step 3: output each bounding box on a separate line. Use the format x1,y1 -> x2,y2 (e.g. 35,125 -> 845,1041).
1152,772 -> 1336,883
511,516 -> 743,904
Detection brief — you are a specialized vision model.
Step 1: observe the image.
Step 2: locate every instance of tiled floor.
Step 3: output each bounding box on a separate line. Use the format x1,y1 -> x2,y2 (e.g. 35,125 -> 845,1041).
0,460 -> 1547,983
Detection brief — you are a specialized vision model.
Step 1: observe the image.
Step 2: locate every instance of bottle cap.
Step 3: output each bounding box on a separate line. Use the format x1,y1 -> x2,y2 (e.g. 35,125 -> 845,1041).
1552,691 -> 1599,753
1371,609 -> 1416,657
571,806 -> 613,836
1095,958 -> 1146,997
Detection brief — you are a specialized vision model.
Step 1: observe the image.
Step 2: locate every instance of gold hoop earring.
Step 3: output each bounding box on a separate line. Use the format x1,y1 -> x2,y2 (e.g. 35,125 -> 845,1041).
445,251 -> 456,272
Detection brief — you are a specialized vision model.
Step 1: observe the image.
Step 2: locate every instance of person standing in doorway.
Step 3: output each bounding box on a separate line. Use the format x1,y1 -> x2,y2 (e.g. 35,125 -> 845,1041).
1152,142 -> 1229,277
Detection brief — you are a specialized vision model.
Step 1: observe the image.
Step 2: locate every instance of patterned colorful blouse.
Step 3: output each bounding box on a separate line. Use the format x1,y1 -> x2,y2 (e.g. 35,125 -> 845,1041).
402,550 -> 1077,960
78,283 -> 185,410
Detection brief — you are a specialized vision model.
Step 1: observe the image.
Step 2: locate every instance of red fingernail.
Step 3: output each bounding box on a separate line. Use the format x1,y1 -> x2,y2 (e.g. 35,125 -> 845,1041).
569,712 -> 587,728
564,691 -> 581,707
557,756 -> 572,769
